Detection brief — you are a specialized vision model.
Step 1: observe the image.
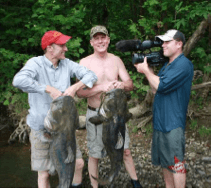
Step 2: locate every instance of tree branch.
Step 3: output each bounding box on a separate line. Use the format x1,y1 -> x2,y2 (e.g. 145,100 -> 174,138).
191,81 -> 211,90
183,14 -> 211,56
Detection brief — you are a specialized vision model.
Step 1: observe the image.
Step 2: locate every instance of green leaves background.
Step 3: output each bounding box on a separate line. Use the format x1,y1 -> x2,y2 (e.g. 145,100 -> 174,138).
0,0 -> 210,115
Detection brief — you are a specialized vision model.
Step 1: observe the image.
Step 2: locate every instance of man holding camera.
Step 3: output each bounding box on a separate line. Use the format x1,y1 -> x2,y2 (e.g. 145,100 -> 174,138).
134,29 -> 193,188
77,25 -> 142,188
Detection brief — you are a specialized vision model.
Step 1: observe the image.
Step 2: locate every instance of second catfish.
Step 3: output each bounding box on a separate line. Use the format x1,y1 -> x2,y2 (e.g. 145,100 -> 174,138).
89,88 -> 132,185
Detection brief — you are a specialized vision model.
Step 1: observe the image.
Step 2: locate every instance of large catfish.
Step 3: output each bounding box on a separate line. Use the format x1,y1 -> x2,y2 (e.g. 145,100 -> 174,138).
44,96 -> 78,188
89,88 -> 132,186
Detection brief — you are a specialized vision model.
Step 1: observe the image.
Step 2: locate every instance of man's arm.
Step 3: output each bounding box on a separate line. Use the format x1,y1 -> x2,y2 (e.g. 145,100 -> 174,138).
116,57 -> 134,91
63,80 -> 93,98
13,59 -> 63,99
13,59 -> 47,94
45,85 -> 62,99
69,60 -> 98,90
76,83 -> 104,98
144,70 -> 160,94
134,57 -> 160,94
75,58 -> 102,98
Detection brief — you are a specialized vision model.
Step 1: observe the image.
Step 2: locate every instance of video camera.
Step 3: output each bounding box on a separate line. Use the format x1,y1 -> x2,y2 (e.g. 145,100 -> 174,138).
115,39 -> 168,66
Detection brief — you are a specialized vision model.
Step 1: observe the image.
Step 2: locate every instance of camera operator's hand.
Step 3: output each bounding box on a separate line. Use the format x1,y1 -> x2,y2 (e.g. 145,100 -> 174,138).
134,57 -> 150,74
134,57 -> 159,94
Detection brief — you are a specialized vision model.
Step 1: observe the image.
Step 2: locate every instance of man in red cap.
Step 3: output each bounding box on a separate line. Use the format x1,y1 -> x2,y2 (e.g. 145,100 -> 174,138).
13,30 -> 98,188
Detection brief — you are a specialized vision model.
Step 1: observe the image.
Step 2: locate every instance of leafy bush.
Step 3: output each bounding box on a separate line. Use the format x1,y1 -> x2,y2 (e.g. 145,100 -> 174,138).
129,71 -> 150,99
0,48 -> 32,115
0,0 -> 210,119
198,126 -> 211,137
76,98 -> 88,116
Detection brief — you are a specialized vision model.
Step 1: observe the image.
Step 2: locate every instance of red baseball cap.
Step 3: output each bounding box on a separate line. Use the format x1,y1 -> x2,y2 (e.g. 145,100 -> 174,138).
41,30 -> 72,50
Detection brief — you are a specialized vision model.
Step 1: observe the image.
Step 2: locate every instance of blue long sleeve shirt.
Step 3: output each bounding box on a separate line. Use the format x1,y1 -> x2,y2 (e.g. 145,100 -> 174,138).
153,53 -> 193,133
13,55 -> 97,131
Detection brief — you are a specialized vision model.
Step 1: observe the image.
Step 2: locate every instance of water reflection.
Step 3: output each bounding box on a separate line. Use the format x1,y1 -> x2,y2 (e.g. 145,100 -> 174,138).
0,128 -> 58,187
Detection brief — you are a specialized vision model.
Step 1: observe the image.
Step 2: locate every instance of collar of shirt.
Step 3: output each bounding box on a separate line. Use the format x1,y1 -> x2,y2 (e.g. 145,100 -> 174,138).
43,55 -> 61,69
160,53 -> 184,74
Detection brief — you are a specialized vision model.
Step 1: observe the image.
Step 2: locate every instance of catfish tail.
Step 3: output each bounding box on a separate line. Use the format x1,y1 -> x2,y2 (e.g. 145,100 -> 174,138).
91,164 -> 121,185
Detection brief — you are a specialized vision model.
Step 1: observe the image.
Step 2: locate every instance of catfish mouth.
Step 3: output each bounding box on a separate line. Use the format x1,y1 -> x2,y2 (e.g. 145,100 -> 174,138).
44,109 -> 58,132
99,89 -> 124,118
44,109 -> 53,131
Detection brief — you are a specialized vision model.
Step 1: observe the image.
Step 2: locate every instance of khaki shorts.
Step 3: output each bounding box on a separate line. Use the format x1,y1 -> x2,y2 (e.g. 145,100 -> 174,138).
30,129 -> 82,171
86,108 -> 130,159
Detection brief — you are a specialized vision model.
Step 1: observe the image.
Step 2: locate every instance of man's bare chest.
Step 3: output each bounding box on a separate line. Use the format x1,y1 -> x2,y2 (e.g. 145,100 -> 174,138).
90,63 -> 118,82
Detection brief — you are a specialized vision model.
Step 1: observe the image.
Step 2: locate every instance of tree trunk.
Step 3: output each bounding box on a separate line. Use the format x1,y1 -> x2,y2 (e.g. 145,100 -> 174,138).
129,89 -> 154,118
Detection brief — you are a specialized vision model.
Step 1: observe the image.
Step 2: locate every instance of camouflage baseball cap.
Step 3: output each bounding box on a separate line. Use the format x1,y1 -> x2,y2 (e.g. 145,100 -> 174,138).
90,25 -> 109,38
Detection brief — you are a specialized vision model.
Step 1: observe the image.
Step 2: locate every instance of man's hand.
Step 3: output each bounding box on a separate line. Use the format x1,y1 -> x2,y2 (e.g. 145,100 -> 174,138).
134,57 -> 159,94
134,57 -> 149,74
63,81 -> 86,97
113,80 -> 124,89
103,81 -> 116,92
63,86 -> 76,98
103,80 -> 125,92
45,85 -> 62,100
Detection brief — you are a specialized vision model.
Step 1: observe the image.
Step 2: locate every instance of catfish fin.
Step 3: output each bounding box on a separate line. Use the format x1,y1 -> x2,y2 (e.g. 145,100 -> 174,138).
48,165 -> 56,176
89,116 -> 104,125
64,146 -> 74,163
115,132 -> 124,149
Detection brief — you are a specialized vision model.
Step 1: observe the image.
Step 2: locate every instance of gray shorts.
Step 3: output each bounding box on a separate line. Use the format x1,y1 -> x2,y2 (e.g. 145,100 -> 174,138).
86,108 -> 130,159
30,129 -> 82,171
152,127 -> 186,173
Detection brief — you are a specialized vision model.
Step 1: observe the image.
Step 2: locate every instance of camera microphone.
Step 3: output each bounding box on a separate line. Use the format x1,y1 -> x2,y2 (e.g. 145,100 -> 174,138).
115,39 -> 142,52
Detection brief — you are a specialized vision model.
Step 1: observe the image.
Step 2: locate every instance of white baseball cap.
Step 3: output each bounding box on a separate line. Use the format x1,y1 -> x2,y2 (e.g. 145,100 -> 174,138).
155,29 -> 185,44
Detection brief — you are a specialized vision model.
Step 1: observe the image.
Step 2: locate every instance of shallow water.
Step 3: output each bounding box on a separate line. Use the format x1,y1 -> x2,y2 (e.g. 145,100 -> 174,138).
0,128 -> 59,188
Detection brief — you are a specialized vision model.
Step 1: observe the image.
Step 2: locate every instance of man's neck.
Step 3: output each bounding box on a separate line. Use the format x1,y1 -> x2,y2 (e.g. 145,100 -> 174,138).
94,51 -> 108,60
45,53 -> 59,67
169,52 -> 182,64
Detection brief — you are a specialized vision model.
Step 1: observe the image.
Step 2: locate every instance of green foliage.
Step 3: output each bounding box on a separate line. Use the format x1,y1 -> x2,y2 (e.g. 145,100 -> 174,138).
76,98 -> 88,116
66,37 -> 85,60
145,123 -> 153,136
0,48 -> 32,115
198,126 -> 211,137
189,119 -> 198,130
0,0 -> 87,60
129,0 -> 211,70
0,0 -> 210,119
188,119 -> 211,139
0,48 -> 32,89
132,126 -> 138,133
204,64 -> 211,74
127,121 -> 139,133
195,97 -> 204,110
191,44 -> 211,71
129,71 -> 150,99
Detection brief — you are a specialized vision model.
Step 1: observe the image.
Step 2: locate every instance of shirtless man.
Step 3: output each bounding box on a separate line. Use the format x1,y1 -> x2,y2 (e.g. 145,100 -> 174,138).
77,25 -> 142,188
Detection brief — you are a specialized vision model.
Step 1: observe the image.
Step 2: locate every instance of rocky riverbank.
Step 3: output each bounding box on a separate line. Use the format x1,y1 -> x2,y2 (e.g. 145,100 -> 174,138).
76,127 -> 211,188
1,103 -> 211,188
